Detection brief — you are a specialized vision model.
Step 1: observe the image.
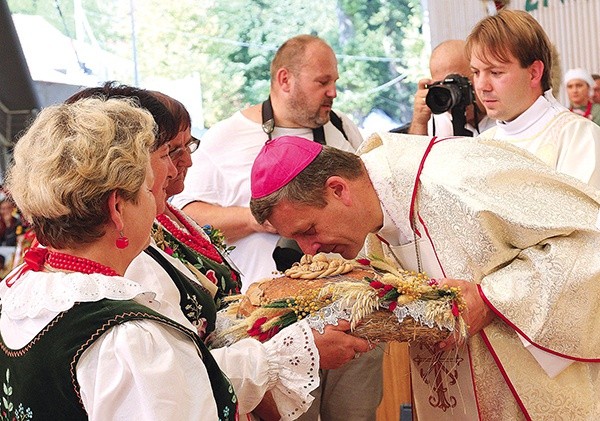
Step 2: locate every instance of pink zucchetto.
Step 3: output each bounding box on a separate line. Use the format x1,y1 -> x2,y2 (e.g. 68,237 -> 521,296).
251,135 -> 323,199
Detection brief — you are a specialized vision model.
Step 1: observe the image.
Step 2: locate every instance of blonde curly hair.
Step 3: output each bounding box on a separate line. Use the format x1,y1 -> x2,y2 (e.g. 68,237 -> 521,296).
6,97 -> 155,248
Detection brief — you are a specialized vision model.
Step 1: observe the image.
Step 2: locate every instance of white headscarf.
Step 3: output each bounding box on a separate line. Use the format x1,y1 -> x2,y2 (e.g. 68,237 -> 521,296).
564,68 -> 595,90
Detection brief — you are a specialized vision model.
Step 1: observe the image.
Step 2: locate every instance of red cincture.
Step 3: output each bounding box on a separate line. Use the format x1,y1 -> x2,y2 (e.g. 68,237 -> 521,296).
157,204 -> 223,263
5,247 -> 119,287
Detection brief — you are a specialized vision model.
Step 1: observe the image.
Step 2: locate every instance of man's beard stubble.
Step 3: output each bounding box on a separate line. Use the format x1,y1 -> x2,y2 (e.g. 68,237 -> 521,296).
288,88 -> 332,128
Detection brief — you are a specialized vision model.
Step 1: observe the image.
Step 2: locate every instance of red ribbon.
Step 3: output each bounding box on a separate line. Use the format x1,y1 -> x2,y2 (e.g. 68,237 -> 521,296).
4,247 -> 47,287
23,247 -> 48,271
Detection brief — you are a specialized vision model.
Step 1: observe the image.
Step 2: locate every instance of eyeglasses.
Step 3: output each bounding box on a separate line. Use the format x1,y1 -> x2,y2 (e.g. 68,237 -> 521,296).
169,136 -> 200,159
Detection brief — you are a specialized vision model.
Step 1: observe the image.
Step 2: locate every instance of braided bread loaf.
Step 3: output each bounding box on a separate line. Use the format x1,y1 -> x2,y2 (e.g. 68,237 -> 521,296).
239,253 -> 370,317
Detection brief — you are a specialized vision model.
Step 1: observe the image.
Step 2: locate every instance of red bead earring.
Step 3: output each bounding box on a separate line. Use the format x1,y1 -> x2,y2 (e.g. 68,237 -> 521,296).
116,231 -> 129,249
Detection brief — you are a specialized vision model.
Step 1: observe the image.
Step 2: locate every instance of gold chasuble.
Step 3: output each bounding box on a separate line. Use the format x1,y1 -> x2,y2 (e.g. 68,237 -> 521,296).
359,132 -> 600,420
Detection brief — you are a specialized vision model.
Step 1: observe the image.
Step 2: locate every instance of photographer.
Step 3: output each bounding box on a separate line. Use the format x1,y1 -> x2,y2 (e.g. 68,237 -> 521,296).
409,39 -> 494,136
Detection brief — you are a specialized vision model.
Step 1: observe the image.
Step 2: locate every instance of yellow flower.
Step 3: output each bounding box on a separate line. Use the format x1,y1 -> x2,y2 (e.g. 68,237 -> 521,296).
396,294 -> 415,305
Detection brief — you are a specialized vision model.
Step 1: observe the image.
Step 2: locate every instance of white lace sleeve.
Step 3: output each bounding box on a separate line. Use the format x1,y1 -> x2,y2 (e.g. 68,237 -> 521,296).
211,319 -> 319,420
262,319 -> 319,420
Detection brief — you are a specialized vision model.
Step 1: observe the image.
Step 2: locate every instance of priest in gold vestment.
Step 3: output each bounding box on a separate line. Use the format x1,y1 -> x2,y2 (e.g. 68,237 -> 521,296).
249,133 -> 600,420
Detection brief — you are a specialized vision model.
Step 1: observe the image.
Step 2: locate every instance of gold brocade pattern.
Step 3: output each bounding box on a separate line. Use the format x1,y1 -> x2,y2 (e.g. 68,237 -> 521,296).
362,132 -> 600,420
481,323 -> 600,420
469,332 -> 525,421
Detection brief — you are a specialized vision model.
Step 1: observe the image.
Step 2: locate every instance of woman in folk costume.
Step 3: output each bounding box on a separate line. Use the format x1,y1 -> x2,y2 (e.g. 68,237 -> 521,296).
142,91 -> 277,419
66,83 -> 372,420
0,98 -> 237,419
564,68 -> 600,126
150,91 -> 242,310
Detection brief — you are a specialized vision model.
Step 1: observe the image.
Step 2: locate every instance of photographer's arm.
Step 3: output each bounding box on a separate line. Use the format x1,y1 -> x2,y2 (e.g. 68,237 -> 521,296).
181,201 -> 277,243
408,78 -> 433,135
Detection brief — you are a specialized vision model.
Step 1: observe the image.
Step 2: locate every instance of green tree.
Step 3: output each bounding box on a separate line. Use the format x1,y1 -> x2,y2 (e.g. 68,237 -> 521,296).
334,0 -> 425,122
192,0 -> 425,125
7,0 -> 426,126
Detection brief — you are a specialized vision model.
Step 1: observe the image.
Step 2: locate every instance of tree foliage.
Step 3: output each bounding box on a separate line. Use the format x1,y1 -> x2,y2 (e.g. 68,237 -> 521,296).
8,0 -> 427,126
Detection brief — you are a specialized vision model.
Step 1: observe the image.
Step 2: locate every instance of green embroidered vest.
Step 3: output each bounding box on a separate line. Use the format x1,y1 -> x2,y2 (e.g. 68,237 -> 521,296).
144,246 -> 220,340
0,299 -> 237,420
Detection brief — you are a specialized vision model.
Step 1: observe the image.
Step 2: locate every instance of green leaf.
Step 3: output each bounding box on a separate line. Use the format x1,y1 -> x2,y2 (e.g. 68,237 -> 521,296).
264,299 -> 294,308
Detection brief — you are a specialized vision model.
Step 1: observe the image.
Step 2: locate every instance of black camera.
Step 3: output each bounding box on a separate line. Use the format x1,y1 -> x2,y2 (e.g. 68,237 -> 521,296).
425,74 -> 475,114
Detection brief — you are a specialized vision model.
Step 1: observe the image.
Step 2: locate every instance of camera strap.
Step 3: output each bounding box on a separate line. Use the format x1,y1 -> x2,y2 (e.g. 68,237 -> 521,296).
450,107 -> 473,137
473,105 -> 480,135
261,96 -> 348,144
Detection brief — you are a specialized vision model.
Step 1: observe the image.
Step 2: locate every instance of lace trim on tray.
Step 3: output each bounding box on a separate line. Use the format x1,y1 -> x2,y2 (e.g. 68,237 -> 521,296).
306,298 -> 455,334
391,300 -> 455,331
306,300 -> 351,334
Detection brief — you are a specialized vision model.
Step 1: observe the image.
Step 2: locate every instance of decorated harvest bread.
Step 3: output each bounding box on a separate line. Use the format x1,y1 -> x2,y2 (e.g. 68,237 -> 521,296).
214,253 -> 467,346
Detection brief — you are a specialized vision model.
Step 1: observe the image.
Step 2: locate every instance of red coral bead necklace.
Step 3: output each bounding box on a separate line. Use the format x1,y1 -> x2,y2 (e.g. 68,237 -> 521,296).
46,251 -> 119,276
18,246 -> 119,277
157,204 -> 223,263
5,247 -> 119,287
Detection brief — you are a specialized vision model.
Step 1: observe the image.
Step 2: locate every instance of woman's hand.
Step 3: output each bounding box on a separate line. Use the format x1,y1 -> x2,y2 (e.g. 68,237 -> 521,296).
311,320 -> 375,370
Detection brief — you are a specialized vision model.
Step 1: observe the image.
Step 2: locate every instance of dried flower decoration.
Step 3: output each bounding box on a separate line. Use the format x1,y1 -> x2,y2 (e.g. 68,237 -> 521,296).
211,253 -> 467,347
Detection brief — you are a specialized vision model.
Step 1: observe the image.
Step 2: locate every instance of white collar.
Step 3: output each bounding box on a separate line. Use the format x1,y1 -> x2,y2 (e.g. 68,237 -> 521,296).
497,91 -> 567,135
0,268 -> 157,320
497,95 -> 550,133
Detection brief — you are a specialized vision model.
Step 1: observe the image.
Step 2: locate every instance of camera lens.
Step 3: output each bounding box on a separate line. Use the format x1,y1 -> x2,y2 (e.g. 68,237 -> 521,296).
426,86 -> 454,114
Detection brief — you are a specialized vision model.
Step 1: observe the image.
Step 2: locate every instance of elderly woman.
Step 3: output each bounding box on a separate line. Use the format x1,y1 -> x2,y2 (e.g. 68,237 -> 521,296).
0,98 -> 237,419
150,90 -> 242,307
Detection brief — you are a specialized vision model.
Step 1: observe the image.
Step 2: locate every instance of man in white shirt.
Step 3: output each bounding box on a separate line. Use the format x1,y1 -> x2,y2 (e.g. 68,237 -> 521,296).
467,9 -> 600,189
408,39 -> 495,136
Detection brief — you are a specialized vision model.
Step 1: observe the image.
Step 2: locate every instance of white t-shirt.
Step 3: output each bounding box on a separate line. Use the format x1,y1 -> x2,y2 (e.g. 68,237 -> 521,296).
172,110 -> 363,289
